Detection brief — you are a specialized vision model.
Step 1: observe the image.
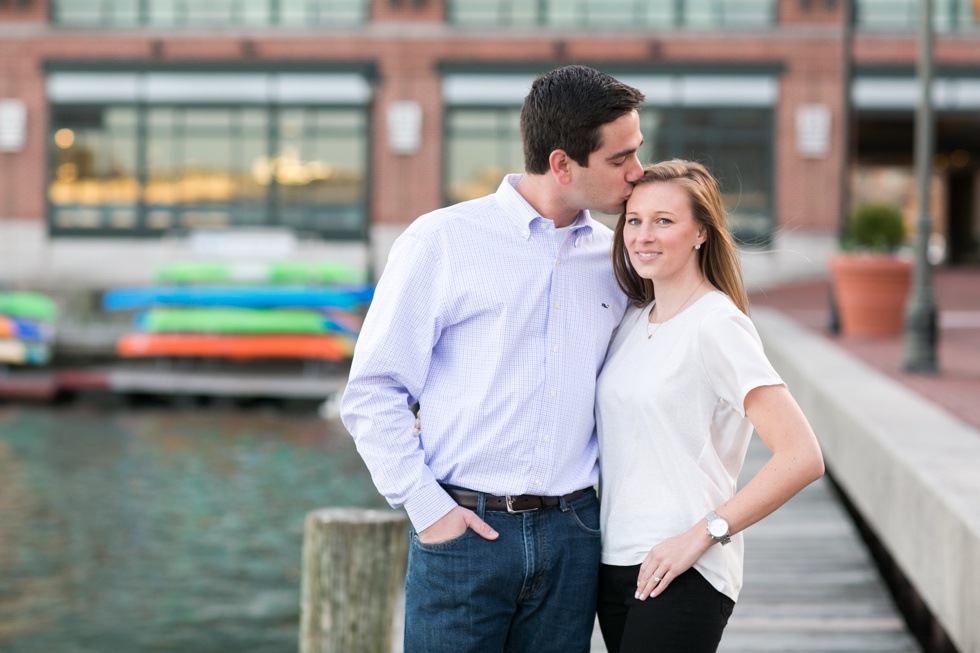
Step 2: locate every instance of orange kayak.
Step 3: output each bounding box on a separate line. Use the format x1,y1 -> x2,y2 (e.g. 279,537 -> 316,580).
117,333 -> 355,361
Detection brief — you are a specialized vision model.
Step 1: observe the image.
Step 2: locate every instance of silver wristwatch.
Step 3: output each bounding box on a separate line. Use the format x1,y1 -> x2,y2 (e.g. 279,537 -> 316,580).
705,510 -> 731,545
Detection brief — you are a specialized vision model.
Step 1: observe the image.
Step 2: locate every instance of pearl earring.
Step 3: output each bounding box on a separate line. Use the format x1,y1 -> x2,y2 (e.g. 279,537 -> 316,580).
694,243 -> 701,250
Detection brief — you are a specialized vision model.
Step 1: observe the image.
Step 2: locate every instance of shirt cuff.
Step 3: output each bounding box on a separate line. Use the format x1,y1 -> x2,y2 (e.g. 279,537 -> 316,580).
403,482 -> 460,534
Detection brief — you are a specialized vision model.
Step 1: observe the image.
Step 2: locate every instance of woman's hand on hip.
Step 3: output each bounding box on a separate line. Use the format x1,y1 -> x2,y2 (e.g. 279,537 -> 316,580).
636,527 -> 712,601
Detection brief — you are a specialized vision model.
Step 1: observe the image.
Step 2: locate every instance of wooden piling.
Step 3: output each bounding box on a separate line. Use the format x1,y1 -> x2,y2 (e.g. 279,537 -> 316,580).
300,508 -> 408,653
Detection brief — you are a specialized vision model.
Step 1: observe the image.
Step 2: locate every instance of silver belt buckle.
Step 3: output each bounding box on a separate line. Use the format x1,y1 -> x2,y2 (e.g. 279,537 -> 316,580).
506,495 -> 537,514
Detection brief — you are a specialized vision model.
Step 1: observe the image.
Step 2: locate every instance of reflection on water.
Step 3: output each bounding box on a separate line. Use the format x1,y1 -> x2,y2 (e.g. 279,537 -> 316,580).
0,404 -> 385,652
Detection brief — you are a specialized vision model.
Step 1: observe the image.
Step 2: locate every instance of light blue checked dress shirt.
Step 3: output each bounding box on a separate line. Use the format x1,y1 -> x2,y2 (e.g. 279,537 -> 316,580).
340,175 -> 629,532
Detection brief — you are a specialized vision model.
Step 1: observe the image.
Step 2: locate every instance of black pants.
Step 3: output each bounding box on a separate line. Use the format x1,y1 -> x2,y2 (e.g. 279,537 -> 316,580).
597,563 -> 735,653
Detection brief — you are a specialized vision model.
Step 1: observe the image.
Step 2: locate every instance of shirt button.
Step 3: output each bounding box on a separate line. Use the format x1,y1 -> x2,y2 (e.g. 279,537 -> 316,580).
554,302 -> 560,310
550,390 -> 557,398
540,222 -> 549,229
543,435 -> 551,443
552,345 -> 559,353
535,480 -> 542,486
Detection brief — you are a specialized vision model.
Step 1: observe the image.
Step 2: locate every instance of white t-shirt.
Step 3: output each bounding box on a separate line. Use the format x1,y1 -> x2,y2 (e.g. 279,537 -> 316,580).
595,291 -> 784,602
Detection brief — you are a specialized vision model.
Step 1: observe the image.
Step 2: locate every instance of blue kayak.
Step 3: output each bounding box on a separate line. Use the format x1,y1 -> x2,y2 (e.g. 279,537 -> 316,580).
0,315 -> 54,342
102,285 -> 374,312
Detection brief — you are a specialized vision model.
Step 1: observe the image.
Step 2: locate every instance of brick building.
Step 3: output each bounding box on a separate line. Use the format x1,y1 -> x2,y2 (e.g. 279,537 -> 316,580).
0,0 -> 978,288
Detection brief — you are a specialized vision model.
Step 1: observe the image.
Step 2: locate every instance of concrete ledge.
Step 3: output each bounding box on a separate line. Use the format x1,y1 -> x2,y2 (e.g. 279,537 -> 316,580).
754,308 -> 980,653
0,220 -> 371,291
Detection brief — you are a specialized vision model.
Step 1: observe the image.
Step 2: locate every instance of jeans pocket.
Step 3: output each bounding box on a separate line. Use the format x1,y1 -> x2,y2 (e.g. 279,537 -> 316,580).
411,527 -> 474,552
568,498 -> 601,537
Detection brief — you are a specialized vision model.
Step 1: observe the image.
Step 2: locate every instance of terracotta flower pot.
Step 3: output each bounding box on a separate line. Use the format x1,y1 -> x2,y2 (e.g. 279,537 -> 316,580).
829,253 -> 913,338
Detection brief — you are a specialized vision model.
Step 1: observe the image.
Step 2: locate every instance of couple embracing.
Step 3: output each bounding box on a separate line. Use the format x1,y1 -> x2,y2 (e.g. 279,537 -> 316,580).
340,65 -> 824,653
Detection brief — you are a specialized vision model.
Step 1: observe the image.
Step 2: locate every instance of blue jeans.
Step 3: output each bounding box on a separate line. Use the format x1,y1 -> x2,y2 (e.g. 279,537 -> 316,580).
404,489 -> 601,653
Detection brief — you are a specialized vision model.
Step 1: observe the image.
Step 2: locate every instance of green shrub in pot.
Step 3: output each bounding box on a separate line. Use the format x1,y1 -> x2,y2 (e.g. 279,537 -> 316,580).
846,202 -> 906,253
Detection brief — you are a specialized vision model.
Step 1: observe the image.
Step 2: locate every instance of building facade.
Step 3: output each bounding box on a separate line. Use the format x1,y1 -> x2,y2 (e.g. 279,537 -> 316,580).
1,0 -> 978,288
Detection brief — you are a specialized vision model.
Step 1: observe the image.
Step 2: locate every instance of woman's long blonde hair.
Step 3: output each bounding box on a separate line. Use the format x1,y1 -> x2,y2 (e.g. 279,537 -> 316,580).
612,159 -> 749,315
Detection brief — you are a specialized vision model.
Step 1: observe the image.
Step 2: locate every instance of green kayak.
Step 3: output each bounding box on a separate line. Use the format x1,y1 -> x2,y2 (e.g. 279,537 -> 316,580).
155,261 -> 366,285
269,261 -> 366,285
138,308 -> 335,334
0,292 -> 58,322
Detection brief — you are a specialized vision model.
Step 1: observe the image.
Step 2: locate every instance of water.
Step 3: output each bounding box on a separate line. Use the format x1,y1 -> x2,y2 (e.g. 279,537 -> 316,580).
0,403 -> 387,652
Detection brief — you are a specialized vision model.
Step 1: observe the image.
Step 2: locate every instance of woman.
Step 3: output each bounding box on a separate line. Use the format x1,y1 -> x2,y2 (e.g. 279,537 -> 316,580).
595,160 -> 825,652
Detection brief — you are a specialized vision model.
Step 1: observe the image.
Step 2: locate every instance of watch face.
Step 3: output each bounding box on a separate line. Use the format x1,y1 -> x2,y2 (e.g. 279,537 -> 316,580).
708,519 -> 729,538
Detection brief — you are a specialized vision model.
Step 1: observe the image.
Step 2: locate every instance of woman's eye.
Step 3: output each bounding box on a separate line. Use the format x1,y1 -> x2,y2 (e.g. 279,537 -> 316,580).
627,218 -> 641,226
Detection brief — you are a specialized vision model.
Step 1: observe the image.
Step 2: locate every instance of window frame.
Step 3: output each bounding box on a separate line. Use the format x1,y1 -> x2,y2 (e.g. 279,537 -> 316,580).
45,66 -> 375,240
441,68 -> 778,246
49,0 -> 369,28
445,0 -> 777,29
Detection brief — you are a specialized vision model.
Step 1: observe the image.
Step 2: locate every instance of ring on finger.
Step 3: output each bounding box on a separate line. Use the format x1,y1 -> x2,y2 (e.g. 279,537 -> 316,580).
652,575 -> 662,583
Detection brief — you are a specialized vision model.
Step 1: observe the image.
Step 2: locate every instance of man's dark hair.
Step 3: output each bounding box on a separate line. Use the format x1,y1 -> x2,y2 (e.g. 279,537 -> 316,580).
520,65 -> 645,175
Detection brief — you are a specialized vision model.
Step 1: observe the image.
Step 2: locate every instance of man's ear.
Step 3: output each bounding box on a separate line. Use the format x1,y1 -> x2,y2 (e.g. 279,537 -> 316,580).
549,150 -> 573,185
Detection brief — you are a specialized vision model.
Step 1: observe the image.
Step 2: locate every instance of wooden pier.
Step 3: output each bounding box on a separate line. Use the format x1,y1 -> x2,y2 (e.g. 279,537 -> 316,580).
587,437 -> 920,652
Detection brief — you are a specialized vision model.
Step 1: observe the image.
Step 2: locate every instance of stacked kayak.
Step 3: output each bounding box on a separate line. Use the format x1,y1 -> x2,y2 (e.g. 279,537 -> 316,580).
154,260 -> 366,286
0,292 -> 57,366
102,286 -> 372,312
104,260 -> 370,362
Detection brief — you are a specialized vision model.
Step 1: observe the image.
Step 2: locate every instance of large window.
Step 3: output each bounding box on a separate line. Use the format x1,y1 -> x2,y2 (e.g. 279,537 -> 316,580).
142,107 -> 270,231
443,73 -> 775,245
47,71 -> 370,237
52,0 -> 367,27
653,108 -> 773,243
274,109 -> 366,233
50,107 -> 140,231
445,109 -> 524,204
448,0 -> 775,28
857,0 -> 978,31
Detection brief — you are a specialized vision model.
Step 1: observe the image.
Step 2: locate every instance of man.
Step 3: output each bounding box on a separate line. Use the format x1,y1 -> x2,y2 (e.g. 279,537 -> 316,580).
340,65 -> 645,652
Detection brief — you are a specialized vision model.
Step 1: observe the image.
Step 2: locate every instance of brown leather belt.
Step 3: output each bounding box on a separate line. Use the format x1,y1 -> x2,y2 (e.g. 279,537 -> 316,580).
442,485 -> 593,514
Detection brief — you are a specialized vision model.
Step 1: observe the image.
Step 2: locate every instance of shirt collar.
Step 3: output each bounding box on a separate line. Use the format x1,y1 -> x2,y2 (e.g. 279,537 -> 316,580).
495,174 -> 594,241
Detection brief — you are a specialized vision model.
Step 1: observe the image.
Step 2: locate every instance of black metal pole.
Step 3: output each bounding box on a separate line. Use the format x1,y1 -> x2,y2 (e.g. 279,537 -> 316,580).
902,0 -> 939,372
829,0 -> 855,336
837,0 -> 854,247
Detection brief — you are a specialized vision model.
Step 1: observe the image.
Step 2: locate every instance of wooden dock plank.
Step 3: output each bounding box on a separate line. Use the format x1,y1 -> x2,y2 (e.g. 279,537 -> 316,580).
717,437 -> 921,653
